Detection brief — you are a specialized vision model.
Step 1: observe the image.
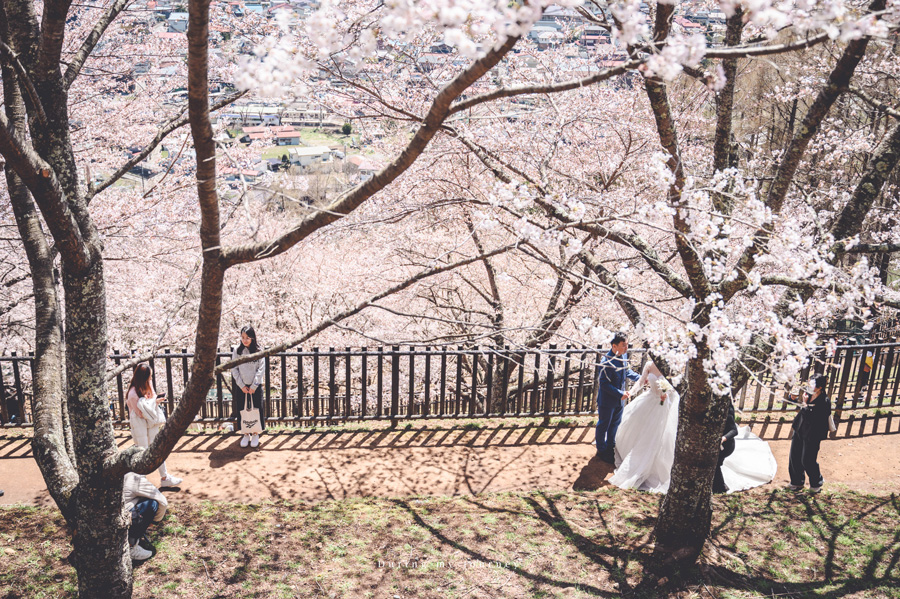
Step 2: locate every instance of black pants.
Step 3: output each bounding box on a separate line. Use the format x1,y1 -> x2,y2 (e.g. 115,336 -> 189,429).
231,379 -> 265,432
713,438 -> 736,493
788,433 -> 823,487
129,499 -> 159,546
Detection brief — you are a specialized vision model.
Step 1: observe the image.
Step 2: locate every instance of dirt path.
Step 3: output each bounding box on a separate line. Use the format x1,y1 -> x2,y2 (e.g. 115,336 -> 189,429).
2,417 -> 898,506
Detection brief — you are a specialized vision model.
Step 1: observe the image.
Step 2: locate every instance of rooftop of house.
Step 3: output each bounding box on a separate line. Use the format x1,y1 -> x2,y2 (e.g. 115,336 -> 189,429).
289,146 -> 332,156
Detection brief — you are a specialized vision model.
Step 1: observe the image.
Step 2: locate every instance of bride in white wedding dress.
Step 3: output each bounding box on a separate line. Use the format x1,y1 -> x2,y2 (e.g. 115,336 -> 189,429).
609,361 -> 777,494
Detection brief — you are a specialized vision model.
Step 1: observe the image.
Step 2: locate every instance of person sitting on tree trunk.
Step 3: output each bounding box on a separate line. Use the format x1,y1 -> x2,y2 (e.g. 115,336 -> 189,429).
122,472 -> 168,562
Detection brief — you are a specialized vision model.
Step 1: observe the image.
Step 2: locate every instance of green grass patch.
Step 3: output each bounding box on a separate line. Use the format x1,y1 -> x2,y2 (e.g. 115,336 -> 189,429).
2,489 -> 899,598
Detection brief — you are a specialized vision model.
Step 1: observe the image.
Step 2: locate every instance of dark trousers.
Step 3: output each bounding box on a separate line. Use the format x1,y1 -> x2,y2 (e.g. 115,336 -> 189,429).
595,403 -> 623,456
231,379 -> 265,432
713,438 -> 736,493
788,433 -> 823,487
129,499 -> 159,546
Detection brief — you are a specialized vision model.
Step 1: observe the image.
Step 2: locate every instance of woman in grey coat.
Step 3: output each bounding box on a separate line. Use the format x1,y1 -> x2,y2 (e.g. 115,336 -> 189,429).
231,325 -> 266,447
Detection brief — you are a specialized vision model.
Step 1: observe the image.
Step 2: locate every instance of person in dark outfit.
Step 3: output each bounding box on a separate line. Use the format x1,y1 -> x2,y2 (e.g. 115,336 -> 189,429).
712,401 -> 739,493
595,332 -> 640,464
788,374 -> 831,493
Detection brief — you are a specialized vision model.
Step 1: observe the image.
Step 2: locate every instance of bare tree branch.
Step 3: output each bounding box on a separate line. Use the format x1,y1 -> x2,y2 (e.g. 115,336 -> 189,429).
447,59 -> 642,117
848,86 -> 900,119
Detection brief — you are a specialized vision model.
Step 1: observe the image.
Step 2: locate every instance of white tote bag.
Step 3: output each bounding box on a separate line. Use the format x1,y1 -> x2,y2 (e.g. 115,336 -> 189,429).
240,393 -> 263,435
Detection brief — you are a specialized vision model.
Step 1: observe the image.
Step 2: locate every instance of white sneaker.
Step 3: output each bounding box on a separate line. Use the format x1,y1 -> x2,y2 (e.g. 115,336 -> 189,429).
160,475 -> 182,487
250,434 -> 259,448
240,434 -> 250,448
130,543 -> 153,561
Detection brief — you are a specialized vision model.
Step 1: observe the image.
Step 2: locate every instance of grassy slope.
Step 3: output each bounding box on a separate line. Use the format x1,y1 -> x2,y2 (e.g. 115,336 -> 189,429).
1,488 -> 898,599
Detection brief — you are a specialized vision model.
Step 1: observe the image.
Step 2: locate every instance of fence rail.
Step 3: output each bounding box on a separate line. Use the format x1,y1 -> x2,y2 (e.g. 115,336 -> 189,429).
2,342 -> 900,427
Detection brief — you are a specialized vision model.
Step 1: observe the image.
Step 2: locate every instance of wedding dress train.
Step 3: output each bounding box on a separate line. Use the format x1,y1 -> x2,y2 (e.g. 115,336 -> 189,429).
609,365 -> 777,494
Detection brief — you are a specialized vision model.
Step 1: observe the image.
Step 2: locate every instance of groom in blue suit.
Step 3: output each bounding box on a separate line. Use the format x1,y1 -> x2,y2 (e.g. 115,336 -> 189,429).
595,332 -> 640,464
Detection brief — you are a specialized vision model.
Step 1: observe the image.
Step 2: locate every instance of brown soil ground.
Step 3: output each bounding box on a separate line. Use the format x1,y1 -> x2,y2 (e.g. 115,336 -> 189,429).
2,414 -> 898,506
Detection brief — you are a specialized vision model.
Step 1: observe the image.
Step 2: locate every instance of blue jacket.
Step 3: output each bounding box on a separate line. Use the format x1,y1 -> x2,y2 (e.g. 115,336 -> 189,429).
596,350 -> 640,408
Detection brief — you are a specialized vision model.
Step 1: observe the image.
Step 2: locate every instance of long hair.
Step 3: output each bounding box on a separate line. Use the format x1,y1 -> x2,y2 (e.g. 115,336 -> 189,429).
239,325 -> 259,354
127,363 -> 153,398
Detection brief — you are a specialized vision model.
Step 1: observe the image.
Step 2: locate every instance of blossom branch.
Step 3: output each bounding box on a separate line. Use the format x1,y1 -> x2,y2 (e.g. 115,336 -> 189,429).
758,275 -> 900,309
88,91 -> 247,200
723,0 -> 886,301
62,0 -> 131,89
216,243 -> 520,372
220,33 -> 522,267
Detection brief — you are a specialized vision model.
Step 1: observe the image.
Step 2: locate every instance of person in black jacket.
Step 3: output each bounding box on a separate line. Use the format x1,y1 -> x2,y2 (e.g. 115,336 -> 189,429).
788,374 -> 831,493
712,401 -> 739,494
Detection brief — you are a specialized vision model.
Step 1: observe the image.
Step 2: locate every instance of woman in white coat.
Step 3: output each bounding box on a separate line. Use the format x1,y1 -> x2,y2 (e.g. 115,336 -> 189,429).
126,363 -> 183,487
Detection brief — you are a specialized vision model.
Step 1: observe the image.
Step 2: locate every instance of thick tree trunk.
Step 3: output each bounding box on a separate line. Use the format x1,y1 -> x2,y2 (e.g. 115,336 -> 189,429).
62,261 -> 135,598
70,483 -> 133,599
653,342 -> 729,565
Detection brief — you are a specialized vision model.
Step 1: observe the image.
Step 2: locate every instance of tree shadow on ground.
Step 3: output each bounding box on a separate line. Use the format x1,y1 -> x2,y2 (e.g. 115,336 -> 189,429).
393,486 -> 900,598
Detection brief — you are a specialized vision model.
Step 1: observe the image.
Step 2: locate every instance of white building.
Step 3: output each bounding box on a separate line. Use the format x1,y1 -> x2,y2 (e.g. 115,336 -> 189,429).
288,146 -> 332,167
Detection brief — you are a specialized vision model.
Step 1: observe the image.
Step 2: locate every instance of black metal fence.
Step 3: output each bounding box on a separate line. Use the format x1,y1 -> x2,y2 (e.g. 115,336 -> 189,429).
1,342 -> 899,427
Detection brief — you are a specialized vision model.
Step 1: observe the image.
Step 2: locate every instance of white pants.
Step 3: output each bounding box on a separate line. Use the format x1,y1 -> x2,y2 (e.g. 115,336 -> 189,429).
130,416 -> 169,479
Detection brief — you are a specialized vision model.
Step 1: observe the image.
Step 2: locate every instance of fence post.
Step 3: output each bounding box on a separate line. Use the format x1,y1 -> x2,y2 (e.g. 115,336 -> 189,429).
543,345 -> 555,426
328,348 -> 336,422
27,351 -> 36,425
469,346 -> 479,418
281,353 -> 288,421
165,352 -> 175,415
377,347 -> 384,418
264,353 -> 272,423
876,346 -> 894,408
455,347 -> 463,416
575,348 -> 586,414
834,347 -> 855,420
0,356 -> 9,424
216,351 -> 224,421
113,350 -> 126,422
313,348 -> 320,420
439,347 -> 447,416
408,346 -> 415,419
361,347 -> 368,419
561,345 -> 571,415
345,347 -> 352,420
390,345 -> 399,425
11,352 -> 25,424
500,346 -> 510,416
297,350 -> 304,418
423,347 -> 431,417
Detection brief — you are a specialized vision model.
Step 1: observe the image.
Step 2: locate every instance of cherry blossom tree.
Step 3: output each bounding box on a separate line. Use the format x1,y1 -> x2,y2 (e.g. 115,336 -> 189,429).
3,0 -> 900,596
232,0 -> 900,566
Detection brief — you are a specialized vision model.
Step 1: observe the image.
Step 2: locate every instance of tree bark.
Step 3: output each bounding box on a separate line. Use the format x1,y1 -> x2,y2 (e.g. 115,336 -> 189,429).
652,339 -> 730,564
